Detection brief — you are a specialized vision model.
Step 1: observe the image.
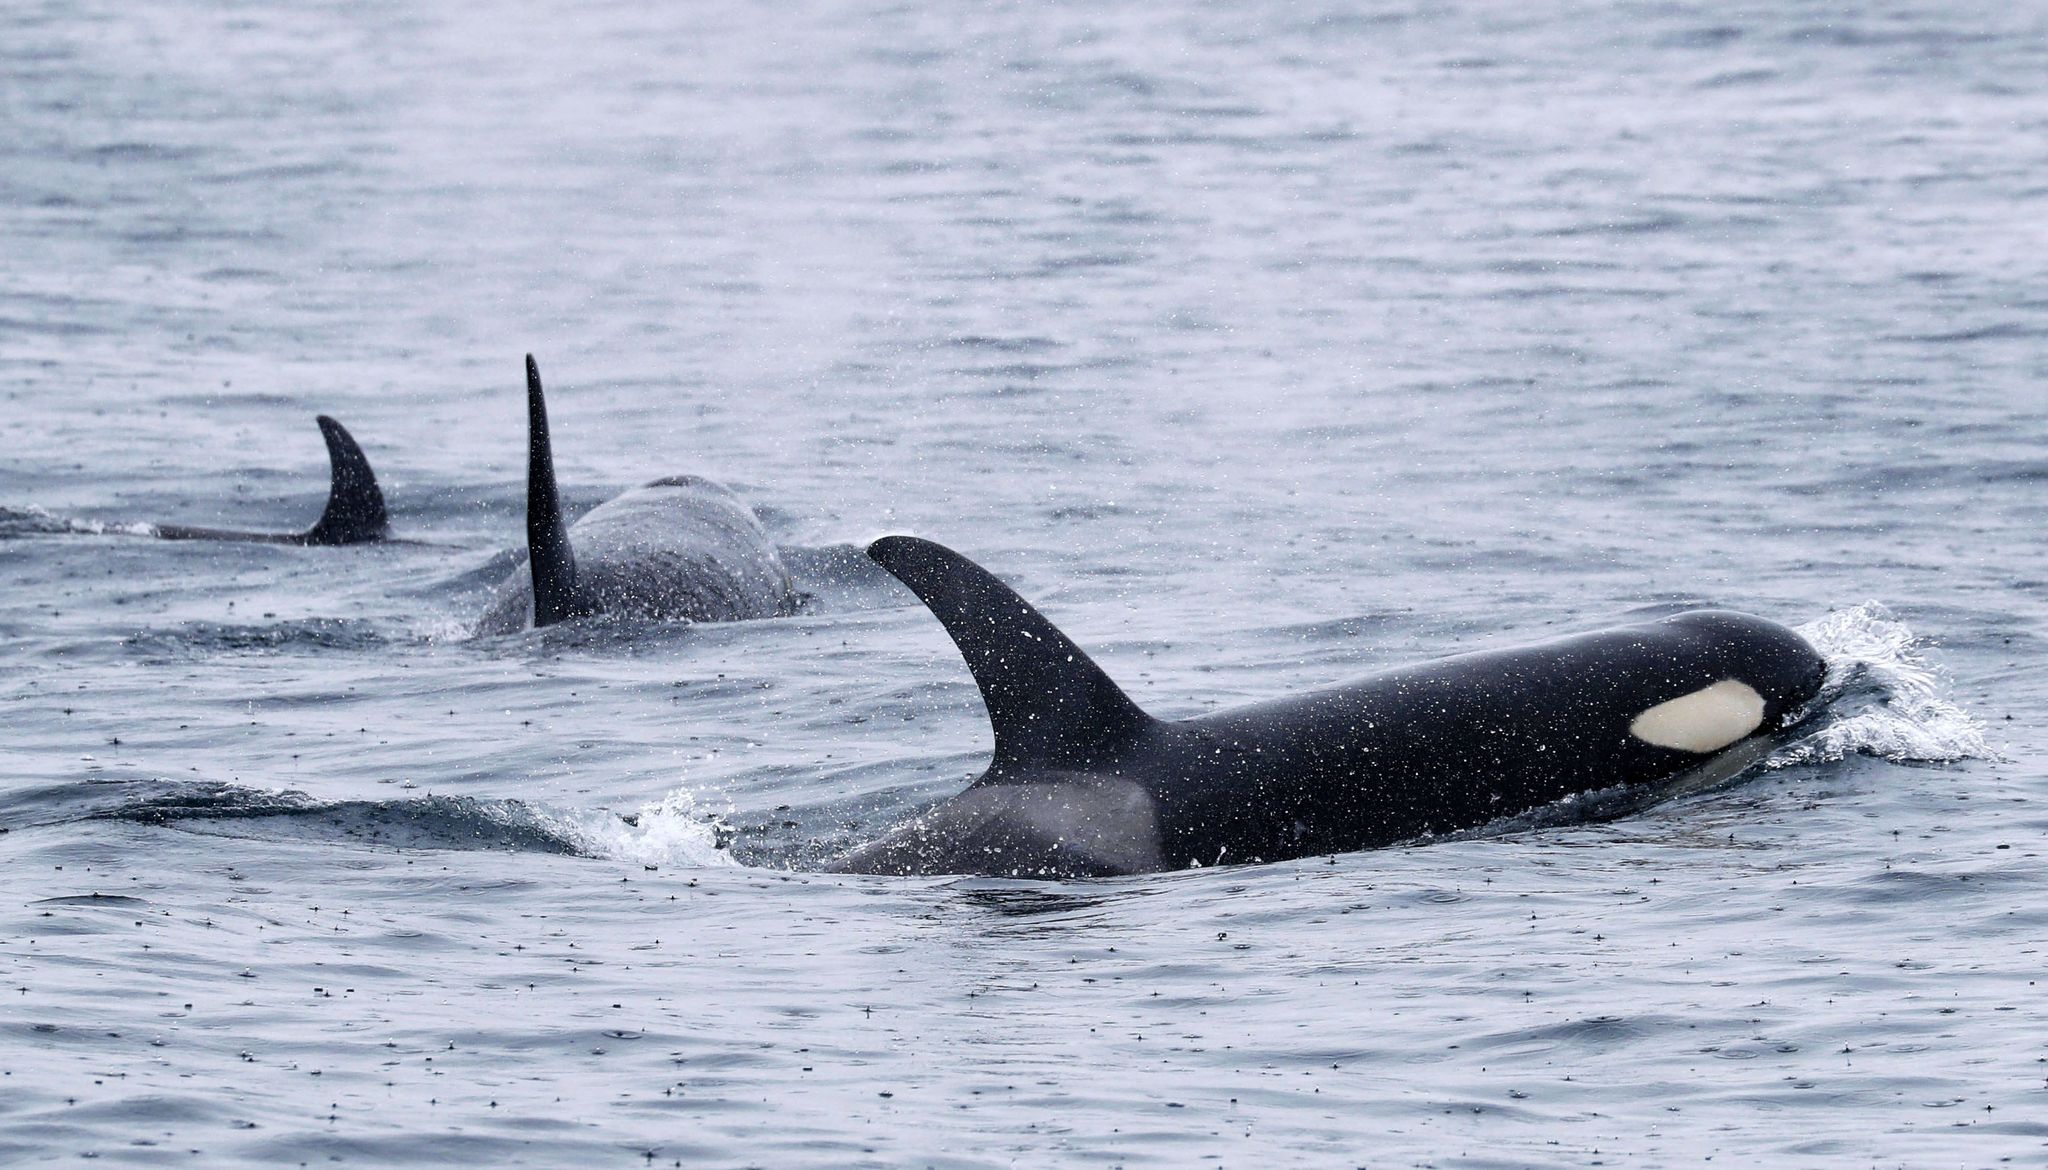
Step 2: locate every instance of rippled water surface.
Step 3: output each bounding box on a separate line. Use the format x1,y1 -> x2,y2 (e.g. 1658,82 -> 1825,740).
4,1 -> 2046,1165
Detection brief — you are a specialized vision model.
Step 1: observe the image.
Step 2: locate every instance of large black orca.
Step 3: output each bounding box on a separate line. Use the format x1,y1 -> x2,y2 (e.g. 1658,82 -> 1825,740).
833,537 -> 1829,878
472,356 -> 797,634
153,416 -> 389,545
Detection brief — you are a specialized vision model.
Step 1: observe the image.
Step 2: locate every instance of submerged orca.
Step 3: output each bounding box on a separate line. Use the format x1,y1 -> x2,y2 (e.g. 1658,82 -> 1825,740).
834,537 -> 1829,878
154,416 -> 389,545
472,356 -> 797,634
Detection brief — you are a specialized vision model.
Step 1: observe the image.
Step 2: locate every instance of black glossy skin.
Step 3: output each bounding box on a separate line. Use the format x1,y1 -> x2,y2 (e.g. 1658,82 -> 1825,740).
834,537 -> 1829,878
1124,610 -> 1822,866
153,416 -> 389,545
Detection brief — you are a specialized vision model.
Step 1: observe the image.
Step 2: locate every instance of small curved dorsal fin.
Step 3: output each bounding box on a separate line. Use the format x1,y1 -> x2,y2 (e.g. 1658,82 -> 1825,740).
867,536 -> 1155,772
302,416 -> 389,545
524,354 -> 581,626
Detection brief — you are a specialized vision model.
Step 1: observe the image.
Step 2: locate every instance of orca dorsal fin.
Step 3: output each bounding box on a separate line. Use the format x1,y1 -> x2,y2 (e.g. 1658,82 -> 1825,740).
524,354 -> 581,626
302,416 -> 389,544
867,536 -> 1155,772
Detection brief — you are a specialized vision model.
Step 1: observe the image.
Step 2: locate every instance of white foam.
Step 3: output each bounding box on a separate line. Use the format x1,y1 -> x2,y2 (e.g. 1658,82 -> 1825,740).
415,614 -> 483,644
2,504 -> 154,537
556,787 -> 738,869
1770,601 -> 1989,766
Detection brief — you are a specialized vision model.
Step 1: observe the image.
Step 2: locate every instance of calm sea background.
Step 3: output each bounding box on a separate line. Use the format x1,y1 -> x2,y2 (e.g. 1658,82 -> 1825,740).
2,1 -> 2044,1165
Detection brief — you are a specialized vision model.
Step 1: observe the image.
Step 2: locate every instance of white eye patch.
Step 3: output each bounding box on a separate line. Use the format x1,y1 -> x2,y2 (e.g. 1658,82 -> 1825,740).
1629,679 -> 1766,753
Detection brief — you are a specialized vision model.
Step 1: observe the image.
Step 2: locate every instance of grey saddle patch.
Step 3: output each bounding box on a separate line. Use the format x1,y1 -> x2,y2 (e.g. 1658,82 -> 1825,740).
834,778 -> 1162,879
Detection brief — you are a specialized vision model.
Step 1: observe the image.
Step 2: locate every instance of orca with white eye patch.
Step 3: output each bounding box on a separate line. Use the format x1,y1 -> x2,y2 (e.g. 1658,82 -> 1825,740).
832,537 -> 1829,878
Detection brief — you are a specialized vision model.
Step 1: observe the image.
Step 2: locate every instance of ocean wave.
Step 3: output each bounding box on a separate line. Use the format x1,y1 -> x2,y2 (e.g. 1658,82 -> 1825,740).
122,618 -> 393,657
81,781 -> 736,869
1771,601 -> 1989,765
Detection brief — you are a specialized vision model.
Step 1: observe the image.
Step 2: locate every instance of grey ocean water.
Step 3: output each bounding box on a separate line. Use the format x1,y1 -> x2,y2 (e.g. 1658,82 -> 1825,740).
1,1 -> 2043,1165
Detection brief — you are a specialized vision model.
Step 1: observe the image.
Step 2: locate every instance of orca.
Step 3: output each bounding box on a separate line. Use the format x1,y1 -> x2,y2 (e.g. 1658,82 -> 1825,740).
472,356 -> 798,634
153,415 -> 389,545
833,537 -> 1829,878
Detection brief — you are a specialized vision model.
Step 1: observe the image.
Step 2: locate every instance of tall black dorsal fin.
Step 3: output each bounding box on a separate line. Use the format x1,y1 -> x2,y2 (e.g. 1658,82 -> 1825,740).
867,536 -> 1155,772
302,416 -> 389,545
524,354 -> 581,626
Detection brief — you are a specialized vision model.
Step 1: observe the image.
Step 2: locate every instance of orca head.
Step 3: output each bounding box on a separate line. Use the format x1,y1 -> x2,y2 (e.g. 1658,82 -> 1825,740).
1650,610 -> 1829,743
